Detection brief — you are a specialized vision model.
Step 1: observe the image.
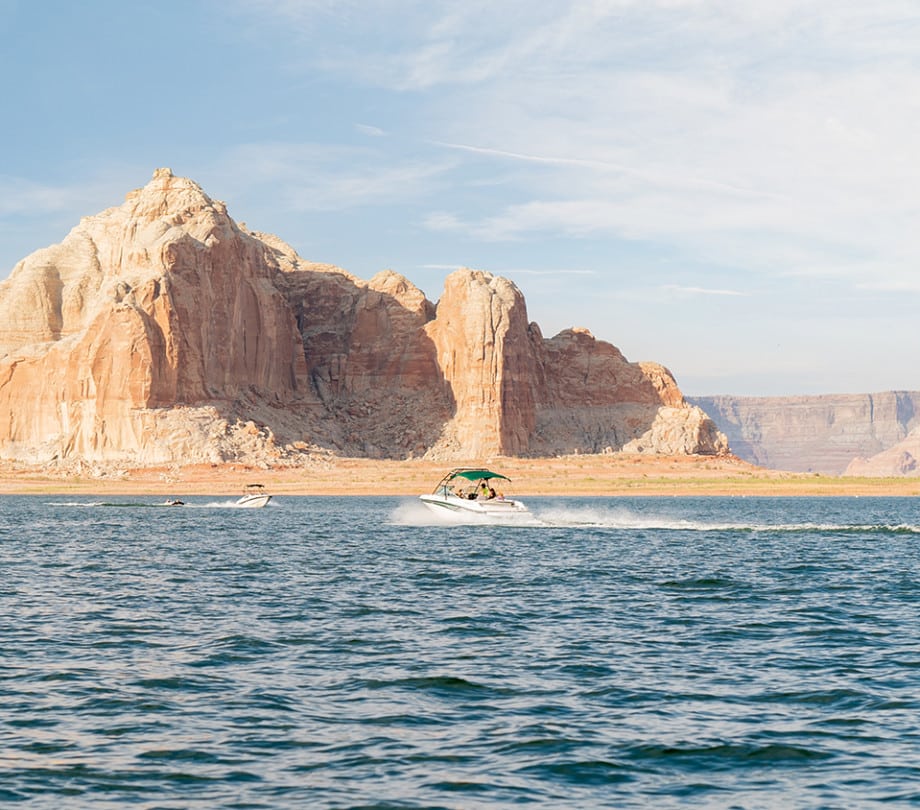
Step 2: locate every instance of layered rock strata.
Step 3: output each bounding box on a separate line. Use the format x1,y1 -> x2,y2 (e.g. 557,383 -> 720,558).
691,392 -> 920,474
0,169 -> 726,465
845,428 -> 920,477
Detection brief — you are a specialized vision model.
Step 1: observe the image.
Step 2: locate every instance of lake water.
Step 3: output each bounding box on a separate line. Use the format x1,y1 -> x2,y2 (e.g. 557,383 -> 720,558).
2,495 -> 920,808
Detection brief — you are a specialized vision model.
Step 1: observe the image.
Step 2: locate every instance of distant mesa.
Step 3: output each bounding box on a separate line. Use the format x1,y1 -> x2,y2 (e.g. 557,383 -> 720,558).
690,392 -> 920,476
0,168 -> 727,468
844,428 -> 920,477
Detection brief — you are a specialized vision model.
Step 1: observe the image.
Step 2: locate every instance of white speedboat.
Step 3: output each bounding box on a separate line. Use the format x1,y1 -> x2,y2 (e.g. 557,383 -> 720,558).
236,484 -> 272,508
419,468 -> 530,520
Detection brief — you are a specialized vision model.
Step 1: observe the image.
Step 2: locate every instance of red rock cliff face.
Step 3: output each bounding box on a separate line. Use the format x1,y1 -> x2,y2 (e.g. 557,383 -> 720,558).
424,270 -> 538,457
0,169 -> 726,465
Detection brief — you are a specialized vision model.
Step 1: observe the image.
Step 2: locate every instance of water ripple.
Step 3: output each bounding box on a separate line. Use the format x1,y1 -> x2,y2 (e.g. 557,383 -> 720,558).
2,494 -> 920,807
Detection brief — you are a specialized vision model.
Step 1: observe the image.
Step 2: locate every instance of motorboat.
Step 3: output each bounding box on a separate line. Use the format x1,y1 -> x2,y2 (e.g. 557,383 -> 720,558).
163,498 -> 185,507
236,484 -> 272,508
419,468 -> 530,519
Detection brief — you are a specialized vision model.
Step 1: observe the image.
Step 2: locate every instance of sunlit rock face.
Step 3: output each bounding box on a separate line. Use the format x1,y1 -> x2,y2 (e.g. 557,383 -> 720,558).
423,269 -> 539,458
0,169 -> 726,466
0,168 -> 308,463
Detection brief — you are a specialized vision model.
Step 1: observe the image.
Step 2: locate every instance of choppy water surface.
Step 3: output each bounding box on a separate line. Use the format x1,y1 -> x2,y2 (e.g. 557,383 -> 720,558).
3,495 -> 920,808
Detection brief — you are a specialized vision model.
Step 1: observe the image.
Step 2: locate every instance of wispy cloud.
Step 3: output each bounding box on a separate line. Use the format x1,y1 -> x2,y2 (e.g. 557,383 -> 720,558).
660,284 -> 748,297
265,1 -> 920,289
421,262 -> 596,277
0,176 -> 91,217
432,140 -> 786,201
217,142 -> 453,211
504,268 -> 597,277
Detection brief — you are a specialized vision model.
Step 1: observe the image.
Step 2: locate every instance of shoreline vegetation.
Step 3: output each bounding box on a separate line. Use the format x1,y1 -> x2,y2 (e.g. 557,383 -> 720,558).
1,454 -> 919,497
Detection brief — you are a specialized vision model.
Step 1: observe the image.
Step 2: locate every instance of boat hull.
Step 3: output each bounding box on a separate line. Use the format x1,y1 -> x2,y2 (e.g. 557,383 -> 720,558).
236,494 -> 272,508
419,493 -> 530,520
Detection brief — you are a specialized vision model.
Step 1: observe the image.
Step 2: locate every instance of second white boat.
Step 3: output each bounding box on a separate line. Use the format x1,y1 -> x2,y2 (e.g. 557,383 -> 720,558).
236,484 -> 272,508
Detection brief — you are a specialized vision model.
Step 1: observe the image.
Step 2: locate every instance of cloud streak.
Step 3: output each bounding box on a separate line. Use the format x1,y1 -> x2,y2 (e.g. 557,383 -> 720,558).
217,142 -> 454,212
0,176 -> 92,217
660,284 -> 748,297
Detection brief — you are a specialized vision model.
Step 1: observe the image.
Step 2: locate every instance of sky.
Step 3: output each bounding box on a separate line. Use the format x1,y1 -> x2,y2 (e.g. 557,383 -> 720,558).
2,0 -> 919,397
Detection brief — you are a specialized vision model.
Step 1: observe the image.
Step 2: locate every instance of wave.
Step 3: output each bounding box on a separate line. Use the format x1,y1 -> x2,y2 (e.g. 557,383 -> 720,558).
47,501 -> 156,508
390,502 -> 920,534
538,507 -> 920,534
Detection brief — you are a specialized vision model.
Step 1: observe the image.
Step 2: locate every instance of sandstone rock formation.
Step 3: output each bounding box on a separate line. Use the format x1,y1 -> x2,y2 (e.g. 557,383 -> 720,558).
690,392 -> 920,474
0,169 -> 726,467
0,168 -> 310,464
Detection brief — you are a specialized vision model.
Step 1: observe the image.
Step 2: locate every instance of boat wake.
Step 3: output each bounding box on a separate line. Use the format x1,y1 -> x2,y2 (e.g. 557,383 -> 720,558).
390,502 -> 920,534
46,500 -> 276,510
391,501 -> 542,527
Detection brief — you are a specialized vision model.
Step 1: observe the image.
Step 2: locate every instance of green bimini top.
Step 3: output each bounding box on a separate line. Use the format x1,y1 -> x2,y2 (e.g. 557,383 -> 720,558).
447,468 -> 511,482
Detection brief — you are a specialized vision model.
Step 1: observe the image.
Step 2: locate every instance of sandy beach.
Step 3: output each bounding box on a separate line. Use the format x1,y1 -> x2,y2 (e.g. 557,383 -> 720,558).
1,454 -> 918,497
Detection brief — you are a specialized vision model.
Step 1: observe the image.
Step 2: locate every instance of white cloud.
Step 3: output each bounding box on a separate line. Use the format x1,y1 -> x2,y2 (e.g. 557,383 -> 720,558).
217,142 -> 453,211
420,56 -> 920,284
0,176 -> 91,217
504,267 -> 597,277
422,211 -> 463,232
660,284 -> 748,297
421,262 -> 596,277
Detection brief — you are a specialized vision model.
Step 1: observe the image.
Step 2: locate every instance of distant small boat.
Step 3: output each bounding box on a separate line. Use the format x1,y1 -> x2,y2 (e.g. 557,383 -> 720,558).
419,468 -> 529,520
236,484 -> 272,508
163,498 -> 185,507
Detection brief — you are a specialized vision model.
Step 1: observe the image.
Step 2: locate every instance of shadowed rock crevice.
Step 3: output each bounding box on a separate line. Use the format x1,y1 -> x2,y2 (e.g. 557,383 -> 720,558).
277,264 -> 455,459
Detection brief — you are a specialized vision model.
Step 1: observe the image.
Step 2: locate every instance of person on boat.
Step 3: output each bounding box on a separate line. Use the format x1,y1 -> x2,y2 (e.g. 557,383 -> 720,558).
479,481 -> 490,499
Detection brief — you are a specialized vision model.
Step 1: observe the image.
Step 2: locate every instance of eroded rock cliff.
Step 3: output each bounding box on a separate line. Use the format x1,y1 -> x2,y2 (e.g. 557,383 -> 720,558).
0,169 -> 726,466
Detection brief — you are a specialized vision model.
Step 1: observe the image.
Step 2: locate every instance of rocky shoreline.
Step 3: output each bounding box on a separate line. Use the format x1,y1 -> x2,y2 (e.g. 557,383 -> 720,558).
2,454 -> 918,497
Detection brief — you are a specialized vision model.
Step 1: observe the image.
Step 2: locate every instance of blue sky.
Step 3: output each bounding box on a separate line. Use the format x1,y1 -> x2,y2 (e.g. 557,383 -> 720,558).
2,1 -> 919,396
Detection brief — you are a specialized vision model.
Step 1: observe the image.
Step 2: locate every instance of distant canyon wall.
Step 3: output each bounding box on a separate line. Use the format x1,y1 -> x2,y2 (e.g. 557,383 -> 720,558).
0,169 -> 727,467
689,392 -> 920,475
